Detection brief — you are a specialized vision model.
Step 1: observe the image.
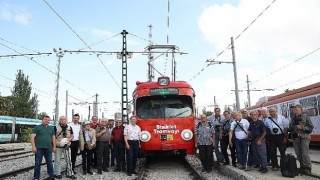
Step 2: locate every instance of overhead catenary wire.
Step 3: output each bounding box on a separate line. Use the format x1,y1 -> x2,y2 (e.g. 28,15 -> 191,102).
0,37 -> 41,54
189,0 -> 278,81
78,33 -> 121,51
42,0 -> 121,89
0,41 -> 92,96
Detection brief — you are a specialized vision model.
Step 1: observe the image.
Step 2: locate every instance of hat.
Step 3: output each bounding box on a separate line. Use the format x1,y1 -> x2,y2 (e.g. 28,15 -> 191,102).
291,104 -> 302,108
84,121 -> 91,125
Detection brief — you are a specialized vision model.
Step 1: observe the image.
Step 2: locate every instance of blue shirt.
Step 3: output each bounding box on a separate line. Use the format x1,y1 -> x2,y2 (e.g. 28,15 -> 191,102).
248,120 -> 266,139
265,115 -> 289,135
208,115 -> 224,133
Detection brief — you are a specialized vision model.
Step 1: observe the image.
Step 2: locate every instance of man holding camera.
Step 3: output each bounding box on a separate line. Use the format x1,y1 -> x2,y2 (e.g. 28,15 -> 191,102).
265,107 -> 289,171
289,104 -> 314,175
220,111 -> 236,167
208,107 -> 224,162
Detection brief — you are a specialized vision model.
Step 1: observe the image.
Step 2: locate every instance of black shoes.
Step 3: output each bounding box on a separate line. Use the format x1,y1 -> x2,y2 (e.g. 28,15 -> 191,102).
102,169 -> 109,172
132,171 -> 138,174
223,162 -> 229,166
55,175 -> 62,179
201,169 -> 206,172
83,172 -> 87,175
97,170 -> 102,174
66,175 -> 77,179
114,168 -> 121,172
261,168 -> 268,173
232,162 -> 237,167
127,172 -> 132,176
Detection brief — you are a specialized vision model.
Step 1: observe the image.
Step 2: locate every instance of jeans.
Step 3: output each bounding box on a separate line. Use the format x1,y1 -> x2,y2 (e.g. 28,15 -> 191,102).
214,136 -> 224,161
70,141 -> 79,171
33,148 -> 54,179
199,145 -> 214,170
293,138 -> 311,169
81,148 -> 93,172
269,134 -> 286,168
109,144 -> 115,167
235,138 -> 248,166
220,135 -> 236,164
114,141 -> 126,170
252,138 -> 267,169
54,147 -> 73,176
126,140 -> 139,173
97,142 -> 110,171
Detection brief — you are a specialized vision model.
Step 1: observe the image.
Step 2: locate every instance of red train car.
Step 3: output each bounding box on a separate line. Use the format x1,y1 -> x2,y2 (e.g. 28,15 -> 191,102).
246,82 -> 320,145
133,77 -> 196,156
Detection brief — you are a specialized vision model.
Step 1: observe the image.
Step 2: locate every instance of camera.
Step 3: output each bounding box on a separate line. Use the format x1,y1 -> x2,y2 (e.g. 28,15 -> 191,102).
293,116 -> 302,125
215,125 -> 221,131
100,127 -> 105,130
272,128 -> 279,134
247,138 -> 252,145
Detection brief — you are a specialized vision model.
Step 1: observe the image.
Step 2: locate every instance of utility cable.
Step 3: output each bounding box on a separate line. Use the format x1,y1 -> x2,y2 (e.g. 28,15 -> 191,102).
43,0 -> 120,89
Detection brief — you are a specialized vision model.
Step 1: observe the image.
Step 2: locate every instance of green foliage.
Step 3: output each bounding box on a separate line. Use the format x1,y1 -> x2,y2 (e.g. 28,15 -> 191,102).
10,70 -> 38,118
21,128 -> 33,142
37,112 -> 48,120
0,96 -> 11,116
204,111 -> 213,117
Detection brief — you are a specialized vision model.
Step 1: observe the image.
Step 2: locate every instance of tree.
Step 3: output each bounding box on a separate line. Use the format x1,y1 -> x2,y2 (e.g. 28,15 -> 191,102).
38,111 -> 48,120
204,111 -> 213,117
0,96 -> 11,115
10,70 -> 38,118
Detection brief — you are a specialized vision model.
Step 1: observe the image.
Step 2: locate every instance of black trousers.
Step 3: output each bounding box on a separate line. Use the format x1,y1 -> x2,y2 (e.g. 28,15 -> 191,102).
109,144 -> 115,166
265,137 -> 271,163
220,135 -> 236,164
269,134 -> 286,168
70,141 -> 79,170
198,145 -> 213,171
97,142 -> 110,171
92,147 -> 97,167
81,148 -> 93,172
113,141 -> 125,170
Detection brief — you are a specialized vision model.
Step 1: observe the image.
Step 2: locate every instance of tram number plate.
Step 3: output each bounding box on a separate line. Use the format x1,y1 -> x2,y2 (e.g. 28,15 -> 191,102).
160,134 -> 173,140
160,134 -> 167,140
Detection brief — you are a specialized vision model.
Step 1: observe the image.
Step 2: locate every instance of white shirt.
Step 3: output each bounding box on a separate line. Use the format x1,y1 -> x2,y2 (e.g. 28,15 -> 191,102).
230,119 -> 250,140
124,124 -> 141,140
69,122 -> 81,141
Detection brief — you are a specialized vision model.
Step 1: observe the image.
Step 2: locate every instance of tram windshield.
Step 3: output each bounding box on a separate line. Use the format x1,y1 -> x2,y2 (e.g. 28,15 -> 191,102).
136,95 -> 193,119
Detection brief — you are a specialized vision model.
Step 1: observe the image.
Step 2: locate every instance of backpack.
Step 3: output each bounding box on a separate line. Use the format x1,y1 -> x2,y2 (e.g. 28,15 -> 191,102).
281,154 -> 298,178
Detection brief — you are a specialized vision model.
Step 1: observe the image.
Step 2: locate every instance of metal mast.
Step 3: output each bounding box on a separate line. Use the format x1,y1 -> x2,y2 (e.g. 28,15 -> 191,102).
148,25 -> 154,82
53,48 -> 64,125
121,30 -> 129,124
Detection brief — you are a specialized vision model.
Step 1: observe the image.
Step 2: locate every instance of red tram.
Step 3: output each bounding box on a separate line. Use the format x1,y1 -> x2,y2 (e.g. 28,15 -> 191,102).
133,77 -> 196,156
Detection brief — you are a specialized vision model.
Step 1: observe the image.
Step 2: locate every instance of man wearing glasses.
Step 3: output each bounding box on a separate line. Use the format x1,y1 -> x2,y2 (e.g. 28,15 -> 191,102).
111,119 -> 126,172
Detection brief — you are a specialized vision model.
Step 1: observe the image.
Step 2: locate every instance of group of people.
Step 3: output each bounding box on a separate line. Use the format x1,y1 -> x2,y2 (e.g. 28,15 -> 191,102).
31,114 -> 141,180
195,105 -> 314,175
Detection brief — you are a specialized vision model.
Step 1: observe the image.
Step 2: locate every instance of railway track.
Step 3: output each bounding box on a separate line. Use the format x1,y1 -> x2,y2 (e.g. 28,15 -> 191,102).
0,148 -> 25,153
0,153 -> 34,162
0,151 -> 32,159
137,155 -> 206,180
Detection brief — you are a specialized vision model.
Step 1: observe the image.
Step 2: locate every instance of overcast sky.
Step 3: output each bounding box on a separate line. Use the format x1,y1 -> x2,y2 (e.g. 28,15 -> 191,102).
1,0 -> 319,121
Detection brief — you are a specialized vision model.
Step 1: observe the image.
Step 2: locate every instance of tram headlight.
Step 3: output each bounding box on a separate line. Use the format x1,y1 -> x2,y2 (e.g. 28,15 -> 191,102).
139,131 -> 151,142
181,129 -> 193,141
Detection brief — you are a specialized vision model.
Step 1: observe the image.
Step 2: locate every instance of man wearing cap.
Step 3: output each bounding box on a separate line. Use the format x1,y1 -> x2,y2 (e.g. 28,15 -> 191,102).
54,116 -> 76,179
111,119 -> 126,172
90,116 -> 100,168
124,116 -> 141,176
289,105 -> 314,175
95,118 -> 111,174
79,121 -> 96,175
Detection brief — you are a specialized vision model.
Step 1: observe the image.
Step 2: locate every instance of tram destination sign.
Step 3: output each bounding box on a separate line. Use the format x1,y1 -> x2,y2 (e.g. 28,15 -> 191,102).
150,88 -> 179,95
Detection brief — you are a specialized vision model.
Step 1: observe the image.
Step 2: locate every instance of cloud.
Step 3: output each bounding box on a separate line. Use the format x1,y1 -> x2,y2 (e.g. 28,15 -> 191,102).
0,2 -> 31,25
197,0 -> 320,108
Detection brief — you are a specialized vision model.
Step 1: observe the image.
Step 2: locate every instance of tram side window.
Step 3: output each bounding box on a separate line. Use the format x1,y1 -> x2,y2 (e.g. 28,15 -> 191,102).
318,95 -> 320,116
299,96 -> 318,117
0,123 -> 12,134
280,104 -> 288,118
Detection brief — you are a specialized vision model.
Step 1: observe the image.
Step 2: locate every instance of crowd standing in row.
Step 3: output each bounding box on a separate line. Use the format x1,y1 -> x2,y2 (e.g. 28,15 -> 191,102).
195,105 -> 314,175
31,115 -> 141,180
